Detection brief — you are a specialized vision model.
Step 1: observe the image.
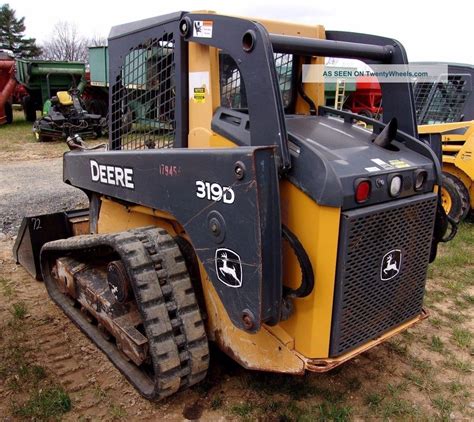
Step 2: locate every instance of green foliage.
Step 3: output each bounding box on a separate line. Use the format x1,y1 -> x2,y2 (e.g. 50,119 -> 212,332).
430,335 -> 444,352
10,301 -> 27,320
0,4 -> 41,58
13,386 -> 72,419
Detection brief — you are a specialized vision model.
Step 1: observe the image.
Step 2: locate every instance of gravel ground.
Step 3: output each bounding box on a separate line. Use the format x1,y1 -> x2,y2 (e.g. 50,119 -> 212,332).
0,158 -> 88,236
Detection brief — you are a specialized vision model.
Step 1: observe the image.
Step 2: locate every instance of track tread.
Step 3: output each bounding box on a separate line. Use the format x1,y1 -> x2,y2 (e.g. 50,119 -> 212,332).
40,226 -> 209,400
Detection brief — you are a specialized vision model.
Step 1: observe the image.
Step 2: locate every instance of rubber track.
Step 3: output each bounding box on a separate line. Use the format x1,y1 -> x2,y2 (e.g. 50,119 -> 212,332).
40,227 -> 209,400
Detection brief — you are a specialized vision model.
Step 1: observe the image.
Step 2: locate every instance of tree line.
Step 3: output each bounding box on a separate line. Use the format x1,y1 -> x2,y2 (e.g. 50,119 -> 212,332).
0,3 -> 106,61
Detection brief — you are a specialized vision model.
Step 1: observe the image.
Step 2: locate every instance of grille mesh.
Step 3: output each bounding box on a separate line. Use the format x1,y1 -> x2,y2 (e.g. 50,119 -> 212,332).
110,34 -> 176,150
414,75 -> 471,124
330,195 -> 437,356
219,52 -> 294,109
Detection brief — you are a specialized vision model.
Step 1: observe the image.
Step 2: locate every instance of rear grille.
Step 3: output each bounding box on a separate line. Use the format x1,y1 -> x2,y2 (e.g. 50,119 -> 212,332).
329,194 -> 437,356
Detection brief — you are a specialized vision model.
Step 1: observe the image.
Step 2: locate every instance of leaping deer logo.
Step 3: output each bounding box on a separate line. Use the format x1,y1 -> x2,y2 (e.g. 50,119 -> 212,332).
215,248 -> 242,288
380,249 -> 402,281
383,254 -> 399,275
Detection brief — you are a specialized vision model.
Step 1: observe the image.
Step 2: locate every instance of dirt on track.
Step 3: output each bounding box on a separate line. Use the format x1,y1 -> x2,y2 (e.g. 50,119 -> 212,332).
0,239 -> 223,421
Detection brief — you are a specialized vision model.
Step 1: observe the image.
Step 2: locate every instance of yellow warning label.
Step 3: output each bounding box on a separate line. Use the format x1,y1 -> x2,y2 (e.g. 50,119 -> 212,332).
193,87 -> 206,103
388,159 -> 410,168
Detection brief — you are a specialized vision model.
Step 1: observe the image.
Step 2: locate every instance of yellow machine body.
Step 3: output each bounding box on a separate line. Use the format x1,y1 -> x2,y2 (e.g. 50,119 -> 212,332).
419,121 -> 474,211
89,16 -> 430,373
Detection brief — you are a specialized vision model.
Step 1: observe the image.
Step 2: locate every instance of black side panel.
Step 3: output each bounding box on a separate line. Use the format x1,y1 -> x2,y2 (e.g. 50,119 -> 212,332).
63,148 -> 281,332
211,107 -> 250,146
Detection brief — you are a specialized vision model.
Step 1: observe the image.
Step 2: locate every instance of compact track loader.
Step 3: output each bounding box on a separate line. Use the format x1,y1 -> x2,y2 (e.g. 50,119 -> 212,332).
415,63 -> 474,222
14,12 -> 449,400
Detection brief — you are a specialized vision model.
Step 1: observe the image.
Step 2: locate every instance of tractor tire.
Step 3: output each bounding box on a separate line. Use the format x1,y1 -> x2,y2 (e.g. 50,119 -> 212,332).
441,173 -> 470,223
5,102 -> 13,124
85,98 -> 107,117
22,96 -> 37,122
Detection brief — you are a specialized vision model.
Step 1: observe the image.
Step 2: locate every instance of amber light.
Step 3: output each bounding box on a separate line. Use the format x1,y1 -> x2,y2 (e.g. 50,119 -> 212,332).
355,180 -> 371,203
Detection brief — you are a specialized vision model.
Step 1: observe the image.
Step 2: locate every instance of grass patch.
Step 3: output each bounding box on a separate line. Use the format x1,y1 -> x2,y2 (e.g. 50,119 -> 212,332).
93,386 -> 107,402
447,380 -> 468,397
432,396 -> 454,419
410,356 -> 433,375
13,386 -> 71,419
444,357 -> 472,373
110,404 -> 127,419
210,395 -> 223,410
316,402 -> 352,421
381,398 -> 420,419
10,301 -> 27,320
430,335 -> 444,353
0,277 -> 14,298
452,328 -> 472,349
387,339 -> 409,357
231,402 -> 255,418
429,317 -> 443,328
365,392 -> 383,409
444,311 -> 467,323
0,110 -> 103,160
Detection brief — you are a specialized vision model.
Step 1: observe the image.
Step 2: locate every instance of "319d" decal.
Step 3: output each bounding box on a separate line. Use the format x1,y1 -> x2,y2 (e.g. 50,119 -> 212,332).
195,181 -> 235,204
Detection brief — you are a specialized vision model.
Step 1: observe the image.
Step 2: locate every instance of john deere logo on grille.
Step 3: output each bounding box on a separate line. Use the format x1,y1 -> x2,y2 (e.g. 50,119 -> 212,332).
215,248 -> 242,288
380,249 -> 402,281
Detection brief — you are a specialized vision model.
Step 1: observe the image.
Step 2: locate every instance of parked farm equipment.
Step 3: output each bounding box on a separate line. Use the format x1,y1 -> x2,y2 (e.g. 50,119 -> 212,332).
32,88 -> 105,141
15,59 -> 86,122
0,50 -> 17,125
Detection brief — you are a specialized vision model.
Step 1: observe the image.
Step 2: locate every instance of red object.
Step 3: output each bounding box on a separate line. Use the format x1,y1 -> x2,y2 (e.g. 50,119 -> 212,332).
346,76 -> 382,117
355,180 -> 371,203
0,58 -> 17,124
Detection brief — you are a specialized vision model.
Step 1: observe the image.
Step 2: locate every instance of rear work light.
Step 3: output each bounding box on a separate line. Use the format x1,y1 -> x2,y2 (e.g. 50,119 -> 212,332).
389,175 -> 403,197
414,170 -> 427,191
355,179 -> 371,203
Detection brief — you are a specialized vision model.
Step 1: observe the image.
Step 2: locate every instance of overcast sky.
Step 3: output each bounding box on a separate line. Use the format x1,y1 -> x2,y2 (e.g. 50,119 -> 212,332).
10,0 -> 473,64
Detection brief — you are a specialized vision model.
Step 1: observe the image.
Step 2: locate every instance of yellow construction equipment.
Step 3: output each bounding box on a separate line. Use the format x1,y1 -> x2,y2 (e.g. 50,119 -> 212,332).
419,121 -> 473,222
14,12 -> 449,400
415,63 -> 474,222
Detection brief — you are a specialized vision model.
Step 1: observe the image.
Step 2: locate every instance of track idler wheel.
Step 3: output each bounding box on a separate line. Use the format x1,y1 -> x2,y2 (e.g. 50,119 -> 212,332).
107,260 -> 131,303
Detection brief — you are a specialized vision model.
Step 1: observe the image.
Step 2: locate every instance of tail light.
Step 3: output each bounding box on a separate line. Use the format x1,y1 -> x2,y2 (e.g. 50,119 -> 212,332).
355,179 -> 371,203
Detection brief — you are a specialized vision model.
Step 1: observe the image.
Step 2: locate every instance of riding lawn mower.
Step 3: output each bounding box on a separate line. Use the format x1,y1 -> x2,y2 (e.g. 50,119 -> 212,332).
32,88 -> 106,141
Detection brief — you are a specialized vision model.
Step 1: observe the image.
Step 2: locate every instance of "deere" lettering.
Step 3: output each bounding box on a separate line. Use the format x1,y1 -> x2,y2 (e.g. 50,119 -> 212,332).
90,160 -> 134,189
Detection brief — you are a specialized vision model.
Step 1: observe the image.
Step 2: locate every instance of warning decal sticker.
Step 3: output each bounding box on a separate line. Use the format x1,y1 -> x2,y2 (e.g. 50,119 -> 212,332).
389,159 -> 411,169
193,20 -> 213,38
371,158 -> 394,170
193,87 -> 206,103
189,72 -> 209,104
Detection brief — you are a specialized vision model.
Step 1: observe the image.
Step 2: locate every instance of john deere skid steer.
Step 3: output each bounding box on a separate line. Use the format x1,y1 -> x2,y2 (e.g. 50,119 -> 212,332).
14,12 -> 449,400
